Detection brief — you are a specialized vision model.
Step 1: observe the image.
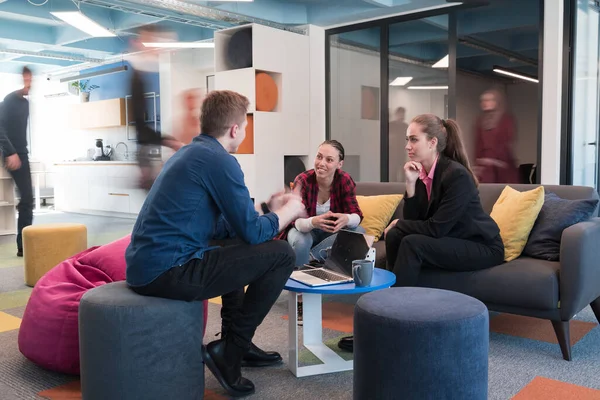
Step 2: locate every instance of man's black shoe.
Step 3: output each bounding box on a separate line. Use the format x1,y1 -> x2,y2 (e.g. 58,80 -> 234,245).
202,339 -> 255,397
17,249 -> 23,257
241,342 -> 282,367
338,335 -> 354,352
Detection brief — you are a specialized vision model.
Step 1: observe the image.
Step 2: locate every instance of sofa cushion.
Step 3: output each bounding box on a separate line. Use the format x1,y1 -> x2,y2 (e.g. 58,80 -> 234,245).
357,194 -> 403,242
523,192 -> 599,261
490,185 -> 545,261
417,257 -> 560,310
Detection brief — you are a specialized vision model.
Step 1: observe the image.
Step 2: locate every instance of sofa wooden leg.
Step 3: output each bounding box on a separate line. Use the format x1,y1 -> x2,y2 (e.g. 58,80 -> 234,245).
551,320 -> 572,361
590,297 -> 600,325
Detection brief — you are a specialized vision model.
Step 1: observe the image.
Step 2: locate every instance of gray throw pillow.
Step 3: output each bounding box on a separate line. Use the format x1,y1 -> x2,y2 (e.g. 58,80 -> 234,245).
523,192 -> 598,261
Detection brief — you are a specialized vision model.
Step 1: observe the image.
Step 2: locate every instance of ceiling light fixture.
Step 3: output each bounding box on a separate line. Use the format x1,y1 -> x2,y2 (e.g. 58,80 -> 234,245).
432,54 -> 448,68
51,11 -> 116,37
492,66 -> 538,83
407,86 -> 449,90
389,77 -> 413,86
143,42 -> 215,49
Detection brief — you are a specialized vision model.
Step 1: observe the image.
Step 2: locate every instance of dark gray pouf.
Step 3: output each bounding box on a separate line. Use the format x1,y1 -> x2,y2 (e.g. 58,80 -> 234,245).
79,282 -> 205,400
354,287 -> 489,400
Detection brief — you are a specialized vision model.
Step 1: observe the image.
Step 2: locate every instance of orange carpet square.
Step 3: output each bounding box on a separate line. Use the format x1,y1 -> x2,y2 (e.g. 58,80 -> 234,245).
283,302 -> 355,333
38,381 -> 81,399
512,376 -> 600,400
490,314 -> 596,346
38,380 -> 226,400
0,311 -> 21,333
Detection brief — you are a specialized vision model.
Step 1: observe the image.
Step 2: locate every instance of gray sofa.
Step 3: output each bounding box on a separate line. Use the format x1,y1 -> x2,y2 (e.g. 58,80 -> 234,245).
356,182 -> 600,361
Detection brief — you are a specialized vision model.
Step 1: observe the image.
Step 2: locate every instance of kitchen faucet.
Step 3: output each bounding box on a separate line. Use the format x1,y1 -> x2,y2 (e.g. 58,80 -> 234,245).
115,142 -> 129,160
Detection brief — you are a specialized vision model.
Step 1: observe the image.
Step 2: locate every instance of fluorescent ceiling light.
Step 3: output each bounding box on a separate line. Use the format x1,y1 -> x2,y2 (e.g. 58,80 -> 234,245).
143,42 -> 215,49
51,11 -> 115,37
407,86 -> 449,90
432,54 -> 448,68
493,67 -> 538,83
390,77 -> 413,86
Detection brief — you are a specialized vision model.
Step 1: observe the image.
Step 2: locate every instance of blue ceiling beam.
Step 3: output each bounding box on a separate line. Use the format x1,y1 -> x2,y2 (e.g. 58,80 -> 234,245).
9,56 -> 79,67
422,15 -> 449,30
109,10 -> 163,31
212,0 -> 309,25
0,20 -> 54,44
308,0 -> 454,27
390,43 -> 447,62
338,28 -> 381,49
457,3 -> 538,36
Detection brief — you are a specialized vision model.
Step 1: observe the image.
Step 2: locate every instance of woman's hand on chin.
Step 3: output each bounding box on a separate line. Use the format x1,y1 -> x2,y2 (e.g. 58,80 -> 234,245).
404,161 -> 422,184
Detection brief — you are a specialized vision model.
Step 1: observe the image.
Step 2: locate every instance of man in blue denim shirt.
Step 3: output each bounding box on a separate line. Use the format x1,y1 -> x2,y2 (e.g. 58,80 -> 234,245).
126,91 -> 305,397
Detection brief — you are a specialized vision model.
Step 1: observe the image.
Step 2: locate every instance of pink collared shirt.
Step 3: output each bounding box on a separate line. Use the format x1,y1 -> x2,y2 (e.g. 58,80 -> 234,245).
419,156 -> 439,201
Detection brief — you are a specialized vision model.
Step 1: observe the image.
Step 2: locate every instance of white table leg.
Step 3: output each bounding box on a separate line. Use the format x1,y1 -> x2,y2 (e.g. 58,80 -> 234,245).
288,291 -> 299,377
287,291 -> 353,378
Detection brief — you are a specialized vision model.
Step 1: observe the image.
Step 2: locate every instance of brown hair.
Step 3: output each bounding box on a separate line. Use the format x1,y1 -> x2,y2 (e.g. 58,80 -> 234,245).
411,114 -> 478,185
320,139 -> 345,161
200,90 -> 249,137
22,66 -> 31,76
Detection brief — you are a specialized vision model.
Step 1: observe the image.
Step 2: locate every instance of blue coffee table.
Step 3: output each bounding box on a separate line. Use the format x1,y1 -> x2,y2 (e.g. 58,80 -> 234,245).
284,268 -> 396,377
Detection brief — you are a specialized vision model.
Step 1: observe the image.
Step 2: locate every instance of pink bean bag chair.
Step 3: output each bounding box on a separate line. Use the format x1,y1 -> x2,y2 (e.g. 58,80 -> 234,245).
18,235 -> 209,375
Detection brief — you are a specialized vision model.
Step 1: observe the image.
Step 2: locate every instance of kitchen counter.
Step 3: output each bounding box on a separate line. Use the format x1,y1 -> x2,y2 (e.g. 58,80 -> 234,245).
53,162 -> 146,217
54,161 -> 138,166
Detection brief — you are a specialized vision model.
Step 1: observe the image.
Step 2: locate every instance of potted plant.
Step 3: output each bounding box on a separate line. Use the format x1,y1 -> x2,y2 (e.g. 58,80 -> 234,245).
71,80 -> 99,103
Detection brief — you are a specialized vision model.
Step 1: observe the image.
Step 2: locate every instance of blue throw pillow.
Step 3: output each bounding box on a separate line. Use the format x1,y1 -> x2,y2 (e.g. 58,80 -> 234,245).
523,192 -> 598,261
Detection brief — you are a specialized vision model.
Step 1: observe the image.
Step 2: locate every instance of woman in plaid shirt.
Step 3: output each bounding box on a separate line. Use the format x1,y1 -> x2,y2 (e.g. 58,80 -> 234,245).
279,140 -> 364,268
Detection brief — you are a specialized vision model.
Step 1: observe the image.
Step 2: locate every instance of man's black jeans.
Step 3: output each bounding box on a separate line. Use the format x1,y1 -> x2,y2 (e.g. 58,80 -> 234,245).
9,153 -> 33,251
131,240 -> 295,346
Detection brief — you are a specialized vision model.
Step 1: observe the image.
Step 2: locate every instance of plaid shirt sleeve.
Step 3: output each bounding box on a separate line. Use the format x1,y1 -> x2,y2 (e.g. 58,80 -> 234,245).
333,172 -> 363,221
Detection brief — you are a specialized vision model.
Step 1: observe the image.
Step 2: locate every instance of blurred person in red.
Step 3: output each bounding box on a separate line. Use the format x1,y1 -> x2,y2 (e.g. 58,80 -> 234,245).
177,88 -> 204,145
129,25 -> 183,191
473,88 -> 519,183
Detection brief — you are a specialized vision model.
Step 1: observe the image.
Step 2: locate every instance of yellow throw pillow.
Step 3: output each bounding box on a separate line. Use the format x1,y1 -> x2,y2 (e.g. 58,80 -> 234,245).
490,185 -> 545,262
357,194 -> 403,242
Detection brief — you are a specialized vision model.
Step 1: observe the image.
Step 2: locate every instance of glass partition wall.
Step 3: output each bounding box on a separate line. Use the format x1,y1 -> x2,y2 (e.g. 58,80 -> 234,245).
569,0 -> 600,188
388,17 -> 449,182
327,1 -> 542,184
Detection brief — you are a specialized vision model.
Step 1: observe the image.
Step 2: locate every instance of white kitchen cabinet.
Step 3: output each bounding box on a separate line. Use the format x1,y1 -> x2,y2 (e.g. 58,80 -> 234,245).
54,162 -> 146,217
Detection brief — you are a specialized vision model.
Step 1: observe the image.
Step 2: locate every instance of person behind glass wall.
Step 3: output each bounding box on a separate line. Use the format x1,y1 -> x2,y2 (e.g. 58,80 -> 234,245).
383,114 -> 504,286
473,88 -> 519,183
0,66 -> 34,257
129,26 -> 183,191
389,106 -> 409,181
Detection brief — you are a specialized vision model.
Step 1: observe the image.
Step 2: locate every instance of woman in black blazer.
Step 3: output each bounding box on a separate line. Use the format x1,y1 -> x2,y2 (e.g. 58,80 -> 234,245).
384,114 -> 504,286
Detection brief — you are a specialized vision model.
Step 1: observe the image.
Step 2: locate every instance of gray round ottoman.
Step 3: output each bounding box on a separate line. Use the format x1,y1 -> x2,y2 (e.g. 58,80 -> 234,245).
354,287 -> 489,400
79,282 -> 205,400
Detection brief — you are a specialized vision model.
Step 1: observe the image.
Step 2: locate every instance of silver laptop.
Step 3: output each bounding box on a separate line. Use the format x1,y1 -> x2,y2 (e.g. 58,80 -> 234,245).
290,229 -> 373,287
